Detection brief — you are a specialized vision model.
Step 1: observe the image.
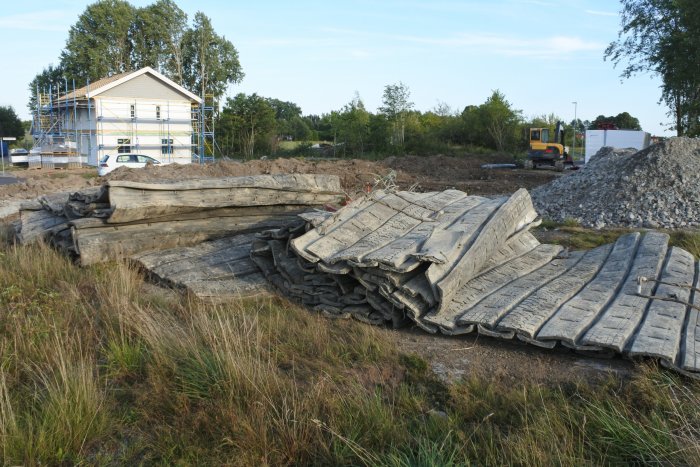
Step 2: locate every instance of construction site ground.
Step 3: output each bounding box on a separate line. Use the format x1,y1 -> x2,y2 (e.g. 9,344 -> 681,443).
0,154 -> 637,385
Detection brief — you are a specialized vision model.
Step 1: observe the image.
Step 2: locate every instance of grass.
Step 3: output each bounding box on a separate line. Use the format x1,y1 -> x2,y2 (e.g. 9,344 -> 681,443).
0,242 -> 699,464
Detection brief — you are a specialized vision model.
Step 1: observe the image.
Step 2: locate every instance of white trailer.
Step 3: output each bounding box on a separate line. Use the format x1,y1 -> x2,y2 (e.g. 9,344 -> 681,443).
584,129 -> 651,163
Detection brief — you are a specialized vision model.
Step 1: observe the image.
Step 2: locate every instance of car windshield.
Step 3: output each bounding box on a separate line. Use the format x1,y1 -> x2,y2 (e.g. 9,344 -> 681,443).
99,155 -> 110,163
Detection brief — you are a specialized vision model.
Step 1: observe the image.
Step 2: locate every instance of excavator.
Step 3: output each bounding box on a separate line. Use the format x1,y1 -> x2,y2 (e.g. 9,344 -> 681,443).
524,121 -> 573,172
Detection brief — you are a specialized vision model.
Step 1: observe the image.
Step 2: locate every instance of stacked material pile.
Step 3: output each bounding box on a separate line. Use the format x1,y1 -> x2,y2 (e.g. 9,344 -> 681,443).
531,137 -> 700,229
253,188 -> 700,379
14,174 -> 344,298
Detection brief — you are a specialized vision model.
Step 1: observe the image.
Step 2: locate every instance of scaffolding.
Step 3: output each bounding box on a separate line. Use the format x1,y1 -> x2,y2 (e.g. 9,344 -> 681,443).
191,93 -> 216,163
31,80 -> 84,169
31,72 -> 210,169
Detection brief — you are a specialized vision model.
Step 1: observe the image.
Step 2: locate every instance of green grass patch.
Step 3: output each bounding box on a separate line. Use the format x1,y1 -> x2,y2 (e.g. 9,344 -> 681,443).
0,242 -> 698,464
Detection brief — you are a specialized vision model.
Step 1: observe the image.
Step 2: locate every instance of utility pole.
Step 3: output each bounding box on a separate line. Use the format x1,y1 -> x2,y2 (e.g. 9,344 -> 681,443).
571,101 -> 578,162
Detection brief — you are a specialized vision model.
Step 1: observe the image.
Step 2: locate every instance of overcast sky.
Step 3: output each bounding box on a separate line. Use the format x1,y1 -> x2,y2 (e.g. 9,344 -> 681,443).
0,0 -> 674,135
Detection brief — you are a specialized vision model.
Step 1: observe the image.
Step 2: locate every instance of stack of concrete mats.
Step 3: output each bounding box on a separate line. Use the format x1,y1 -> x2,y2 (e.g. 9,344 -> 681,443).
252,188 -> 542,327
14,174 -> 345,267
256,187 -> 700,380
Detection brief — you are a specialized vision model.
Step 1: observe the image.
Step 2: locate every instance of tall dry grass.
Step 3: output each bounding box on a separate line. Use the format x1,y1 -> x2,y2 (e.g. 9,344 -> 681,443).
0,242 -> 699,465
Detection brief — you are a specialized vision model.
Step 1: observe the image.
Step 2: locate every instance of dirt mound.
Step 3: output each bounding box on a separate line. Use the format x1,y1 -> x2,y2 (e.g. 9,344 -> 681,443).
0,168 -> 98,201
531,137 -> 700,229
105,158 -> 412,194
383,154 -> 558,195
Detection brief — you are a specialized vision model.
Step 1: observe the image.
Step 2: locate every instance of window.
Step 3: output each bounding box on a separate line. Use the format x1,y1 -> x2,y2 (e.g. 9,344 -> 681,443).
117,138 -> 131,154
130,104 -> 136,119
161,138 -> 173,155
156,106 -> 161,120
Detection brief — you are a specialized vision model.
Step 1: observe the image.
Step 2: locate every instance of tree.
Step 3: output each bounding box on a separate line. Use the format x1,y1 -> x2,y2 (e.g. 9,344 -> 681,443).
379,82 -> 413,149
130,0 -> 188,82
588,112 -> 642,130
219,93 -> 275,158
60,0 -> 137,84
606,0 -> 700,135
30,1 -> 242,109
181,12 -> 244,100
27,64 -> 65,112
478,90 -> 522,151
0,107 -> 25,141
335,93 -> 370,156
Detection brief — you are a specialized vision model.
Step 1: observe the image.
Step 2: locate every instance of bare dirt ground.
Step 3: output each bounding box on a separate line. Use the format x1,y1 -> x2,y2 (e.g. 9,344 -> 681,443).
0,156 -> 631,386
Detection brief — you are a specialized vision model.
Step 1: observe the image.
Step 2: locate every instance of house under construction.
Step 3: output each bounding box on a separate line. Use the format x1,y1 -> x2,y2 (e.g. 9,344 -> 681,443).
29,66 -> 215,169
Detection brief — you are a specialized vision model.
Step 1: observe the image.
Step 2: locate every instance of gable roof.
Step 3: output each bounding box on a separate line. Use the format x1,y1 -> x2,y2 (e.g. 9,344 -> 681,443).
59,67 -> 201,103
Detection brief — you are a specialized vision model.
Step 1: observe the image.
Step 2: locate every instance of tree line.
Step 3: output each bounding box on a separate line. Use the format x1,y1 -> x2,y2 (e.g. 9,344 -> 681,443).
215,85 -> 643,159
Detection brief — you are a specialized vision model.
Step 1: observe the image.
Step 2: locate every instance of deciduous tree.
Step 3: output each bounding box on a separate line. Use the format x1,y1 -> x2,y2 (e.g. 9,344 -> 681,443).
606,0 -> 700,135
182,12 -> 244,100
0,107 -> 25,141
379,82 -> 413,149
219,93 -> 275,158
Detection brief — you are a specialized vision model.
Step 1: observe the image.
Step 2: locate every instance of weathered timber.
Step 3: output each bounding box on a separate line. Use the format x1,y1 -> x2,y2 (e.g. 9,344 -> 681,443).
132,233 -> 268,300
457,251 -> 585,328
423,243 -> 563,332
18,209 -> 69,244
107,174 -> 344,223
628,247 -> 696,363
327,191 -> 463,266
434,188 -> 539,312
581,232 -> 670,352
363,195 -> 487,272
537,233 -> 641,345
681,262 -> 700,372
74,214 -> 300,266
497,243 -> 613,339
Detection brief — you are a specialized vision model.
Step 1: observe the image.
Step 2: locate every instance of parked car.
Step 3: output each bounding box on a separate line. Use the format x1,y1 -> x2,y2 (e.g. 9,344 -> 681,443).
98,154 -> 161,176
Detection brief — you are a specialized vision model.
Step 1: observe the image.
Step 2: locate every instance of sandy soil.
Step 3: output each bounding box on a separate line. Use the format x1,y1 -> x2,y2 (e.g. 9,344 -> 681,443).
1,156 -> 627,386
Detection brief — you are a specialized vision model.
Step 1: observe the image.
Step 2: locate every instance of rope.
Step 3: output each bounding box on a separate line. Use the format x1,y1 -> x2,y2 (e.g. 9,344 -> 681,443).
635,293 -> 700,312
637,276 -> 700,294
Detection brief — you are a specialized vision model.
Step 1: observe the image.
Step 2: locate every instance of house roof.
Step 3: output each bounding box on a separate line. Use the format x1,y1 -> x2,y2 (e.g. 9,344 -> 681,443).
58,67 -> 201,103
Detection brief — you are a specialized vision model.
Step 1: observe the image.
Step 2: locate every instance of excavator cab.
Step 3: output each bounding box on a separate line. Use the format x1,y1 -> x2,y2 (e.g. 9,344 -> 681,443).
524,121 -> 571,171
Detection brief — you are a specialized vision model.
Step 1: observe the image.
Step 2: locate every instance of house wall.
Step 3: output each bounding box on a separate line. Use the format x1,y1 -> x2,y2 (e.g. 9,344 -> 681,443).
65,97 -> 195,166
94,97 -> 193,165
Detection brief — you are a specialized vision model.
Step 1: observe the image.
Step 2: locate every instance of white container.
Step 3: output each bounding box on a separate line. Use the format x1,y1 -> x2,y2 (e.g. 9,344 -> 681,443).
584,130 -> 651,163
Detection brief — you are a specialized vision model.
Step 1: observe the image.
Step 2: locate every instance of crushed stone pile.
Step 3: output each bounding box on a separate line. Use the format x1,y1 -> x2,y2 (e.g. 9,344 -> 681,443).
531,137 -> 700,229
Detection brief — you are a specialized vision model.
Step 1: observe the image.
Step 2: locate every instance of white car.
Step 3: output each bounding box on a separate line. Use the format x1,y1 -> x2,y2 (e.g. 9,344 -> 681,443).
98,154 -> 161,176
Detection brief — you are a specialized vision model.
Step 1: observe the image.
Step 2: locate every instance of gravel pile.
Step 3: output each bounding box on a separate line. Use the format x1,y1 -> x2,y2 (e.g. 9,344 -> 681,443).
531,137 -> 700,229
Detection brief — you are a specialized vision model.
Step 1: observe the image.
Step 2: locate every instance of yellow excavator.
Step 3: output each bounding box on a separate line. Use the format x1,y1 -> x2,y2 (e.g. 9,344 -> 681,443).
524,121 -> 572,172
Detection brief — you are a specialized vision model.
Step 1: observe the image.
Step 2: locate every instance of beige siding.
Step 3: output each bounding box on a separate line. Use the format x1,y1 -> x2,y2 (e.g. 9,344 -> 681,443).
100,74 -> 194,101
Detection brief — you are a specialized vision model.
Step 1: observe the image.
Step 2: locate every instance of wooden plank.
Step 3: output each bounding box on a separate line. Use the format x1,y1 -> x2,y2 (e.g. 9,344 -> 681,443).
74,215 -> 299,265
107,186 -> 343,224
537,233 -> 641,344
108,173 -> 342,192
681,262 -> 700,372
18,209 -> 69,244
423,244 -> 563,331
186,273 -> 269,301
628,247 -> 696,363
581,232 -> 669,352
497,243 -> 613,339
457,251 -> 585,328
434,189 -> 539,312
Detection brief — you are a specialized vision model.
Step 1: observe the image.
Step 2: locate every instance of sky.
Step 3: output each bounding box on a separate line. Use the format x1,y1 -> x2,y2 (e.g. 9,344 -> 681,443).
0,0 -> 675,136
